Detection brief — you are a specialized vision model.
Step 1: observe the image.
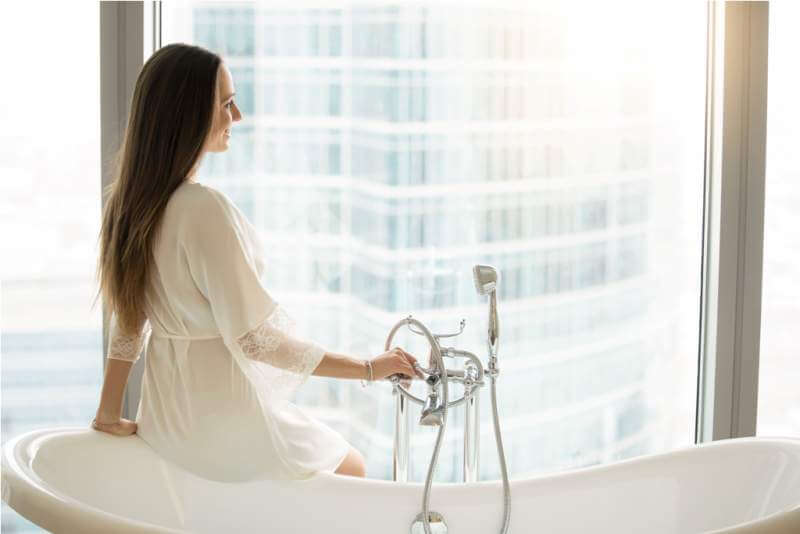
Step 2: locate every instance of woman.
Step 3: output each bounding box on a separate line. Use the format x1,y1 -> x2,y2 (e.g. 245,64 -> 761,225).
90,43 -> 422,481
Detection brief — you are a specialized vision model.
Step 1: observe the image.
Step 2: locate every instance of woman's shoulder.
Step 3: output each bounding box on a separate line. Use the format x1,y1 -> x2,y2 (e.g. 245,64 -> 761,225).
170,180 -> 225,203
168,181 -> 237,217
167,181 -> 250,242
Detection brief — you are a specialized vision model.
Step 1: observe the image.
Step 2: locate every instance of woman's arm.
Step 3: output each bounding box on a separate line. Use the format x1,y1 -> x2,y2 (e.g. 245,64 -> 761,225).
92,357 -> 138,436
95,358 -> 134,423
312,351 -> 370,380
313,349 -> 423,382
92,314 -> 146,436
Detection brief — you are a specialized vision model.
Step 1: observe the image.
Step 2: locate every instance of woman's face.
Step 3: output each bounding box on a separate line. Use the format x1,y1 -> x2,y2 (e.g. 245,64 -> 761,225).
204,63 -> 242,153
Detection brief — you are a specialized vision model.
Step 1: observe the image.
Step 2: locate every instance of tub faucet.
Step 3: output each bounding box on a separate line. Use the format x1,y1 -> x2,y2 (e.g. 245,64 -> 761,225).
384,264 -> 511,534
419,391 -> 444,427
418,362 -> 444,426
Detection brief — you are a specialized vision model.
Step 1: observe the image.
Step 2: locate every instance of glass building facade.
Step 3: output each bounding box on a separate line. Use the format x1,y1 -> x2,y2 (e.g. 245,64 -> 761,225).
167,1 -> 704,483
3,2 -> 723,531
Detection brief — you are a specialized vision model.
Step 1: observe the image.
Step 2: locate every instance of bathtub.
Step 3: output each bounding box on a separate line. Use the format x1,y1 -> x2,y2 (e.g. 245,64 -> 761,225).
2,428 -> 800,533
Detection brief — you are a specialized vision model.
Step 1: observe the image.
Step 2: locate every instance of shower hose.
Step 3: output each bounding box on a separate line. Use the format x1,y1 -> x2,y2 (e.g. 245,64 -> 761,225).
387,317 -> 510,534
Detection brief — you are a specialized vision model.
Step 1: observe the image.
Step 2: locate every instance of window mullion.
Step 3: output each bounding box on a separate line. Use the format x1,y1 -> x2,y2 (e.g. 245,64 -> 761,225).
99,1 -> 146,421
697,1 -> 769,443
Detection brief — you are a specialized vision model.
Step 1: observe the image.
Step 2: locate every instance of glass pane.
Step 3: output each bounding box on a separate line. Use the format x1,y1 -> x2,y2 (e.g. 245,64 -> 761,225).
758,1 -> 800,438
0,3 -> 102,533
163,0 -> 705,481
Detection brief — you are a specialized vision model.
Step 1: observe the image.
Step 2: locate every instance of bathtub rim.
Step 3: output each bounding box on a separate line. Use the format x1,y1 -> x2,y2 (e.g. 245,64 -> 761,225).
2,426 -> 184,534
3,426 -> 800,534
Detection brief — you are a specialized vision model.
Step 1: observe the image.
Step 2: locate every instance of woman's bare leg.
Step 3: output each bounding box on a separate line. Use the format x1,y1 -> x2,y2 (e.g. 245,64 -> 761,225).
334,446 -> 366,478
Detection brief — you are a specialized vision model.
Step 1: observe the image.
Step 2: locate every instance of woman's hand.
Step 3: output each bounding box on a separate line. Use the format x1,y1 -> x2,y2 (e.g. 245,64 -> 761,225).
91,415 -> 138,437
370,347 -> 424,381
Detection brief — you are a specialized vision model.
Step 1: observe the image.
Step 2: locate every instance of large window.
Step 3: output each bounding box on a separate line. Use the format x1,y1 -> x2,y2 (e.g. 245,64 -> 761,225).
163,0 -> 706,481
758,0 -> 800,438
0,3 -> 102,532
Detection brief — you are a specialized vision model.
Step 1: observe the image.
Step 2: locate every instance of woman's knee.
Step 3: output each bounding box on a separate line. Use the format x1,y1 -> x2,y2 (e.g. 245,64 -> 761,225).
335,447 -> 366,478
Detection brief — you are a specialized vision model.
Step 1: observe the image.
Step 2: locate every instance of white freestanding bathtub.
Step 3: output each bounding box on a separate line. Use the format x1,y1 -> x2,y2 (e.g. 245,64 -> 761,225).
3,428 -> 800,533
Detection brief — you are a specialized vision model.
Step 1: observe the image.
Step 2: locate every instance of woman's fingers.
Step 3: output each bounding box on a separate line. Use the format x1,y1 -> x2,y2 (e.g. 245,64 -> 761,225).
122,420 -> 138,435
393,347 -> 418,366
406,359 -> 422,379
394,347 -> 414,363
397,347 -> 425,380
395,350 -> 423,379
91,418 -> 137,436
383,347 -> 423,379
400,351 -> 423,378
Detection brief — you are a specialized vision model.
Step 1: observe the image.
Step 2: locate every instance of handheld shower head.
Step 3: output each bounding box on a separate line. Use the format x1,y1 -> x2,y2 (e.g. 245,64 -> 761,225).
472,264 -> 498,295
472,264 -> 500,361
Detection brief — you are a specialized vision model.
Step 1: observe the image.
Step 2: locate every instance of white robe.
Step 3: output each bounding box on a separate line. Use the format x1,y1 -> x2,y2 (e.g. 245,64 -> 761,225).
105,181 -> 351,482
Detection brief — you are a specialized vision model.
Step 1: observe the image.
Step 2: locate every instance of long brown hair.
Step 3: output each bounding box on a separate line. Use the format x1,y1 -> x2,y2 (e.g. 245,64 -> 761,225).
94,43 -> 221,335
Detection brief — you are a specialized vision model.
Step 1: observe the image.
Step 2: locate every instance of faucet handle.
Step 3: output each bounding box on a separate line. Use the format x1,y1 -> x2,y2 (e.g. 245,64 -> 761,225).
388,373 -> 413,390
406,317 -> 466,340
436,318 -> 466,339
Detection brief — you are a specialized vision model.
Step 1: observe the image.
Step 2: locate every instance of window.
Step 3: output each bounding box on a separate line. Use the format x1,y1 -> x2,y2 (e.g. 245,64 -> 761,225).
161,0 -> 706,482
0,3 -> 102,532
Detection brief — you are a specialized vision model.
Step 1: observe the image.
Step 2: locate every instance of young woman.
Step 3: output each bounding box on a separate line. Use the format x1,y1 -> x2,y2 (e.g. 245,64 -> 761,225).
91,43 -> 422,481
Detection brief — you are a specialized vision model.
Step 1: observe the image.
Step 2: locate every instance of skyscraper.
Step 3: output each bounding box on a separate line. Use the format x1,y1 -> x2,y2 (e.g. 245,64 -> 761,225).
173,1 -> 703,482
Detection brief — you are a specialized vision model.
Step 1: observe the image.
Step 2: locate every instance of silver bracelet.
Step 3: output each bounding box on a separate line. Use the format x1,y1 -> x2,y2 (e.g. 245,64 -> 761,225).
361,359 -> 373,388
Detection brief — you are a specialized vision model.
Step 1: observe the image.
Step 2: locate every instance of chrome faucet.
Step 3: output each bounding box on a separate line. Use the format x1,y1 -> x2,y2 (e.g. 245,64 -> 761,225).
419,390 -> 444,427
418,367 -> 443,427
385,264 -> 511,534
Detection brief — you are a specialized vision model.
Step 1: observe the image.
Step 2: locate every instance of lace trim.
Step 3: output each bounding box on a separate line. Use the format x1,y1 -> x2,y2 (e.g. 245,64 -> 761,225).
107,323 -> 151,362
235,305 -> 325,376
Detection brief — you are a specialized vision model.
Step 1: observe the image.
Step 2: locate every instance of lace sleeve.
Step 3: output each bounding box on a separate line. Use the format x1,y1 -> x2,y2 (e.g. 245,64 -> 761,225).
106,313 -> 151,363
235,304 -> 326,377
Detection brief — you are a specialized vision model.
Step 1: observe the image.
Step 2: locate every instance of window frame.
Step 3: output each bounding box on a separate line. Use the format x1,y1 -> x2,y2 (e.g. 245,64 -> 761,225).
696,1 -> 768,443
99,1 -> 149,421
100,1 -> 770,446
